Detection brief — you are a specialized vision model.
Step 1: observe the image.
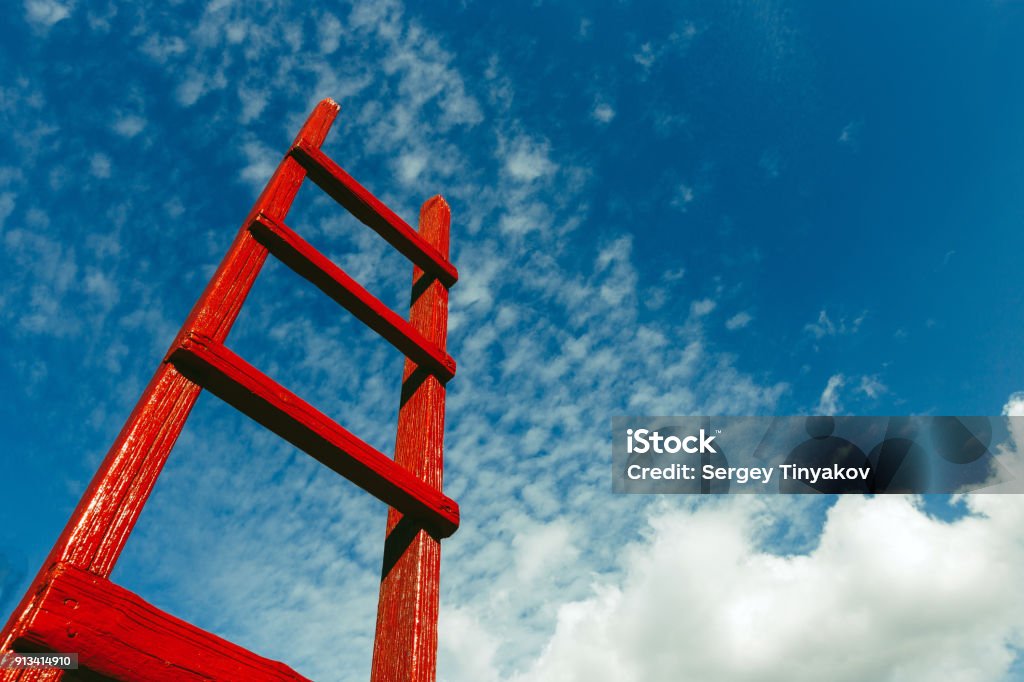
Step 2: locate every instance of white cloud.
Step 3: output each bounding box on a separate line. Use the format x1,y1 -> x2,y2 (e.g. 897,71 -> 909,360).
140,34 -> 188,63
235,80 -> 271,124
395,151 -> 428,185
672,183 -> 695,210
175,72 -> 207,107
634,42 -> 657,69
725,311 -> 752,330
317,11 -> 343,54
0,193 -> 15,230
89,153 -> 111,178
815,373 -> 845,414
512,520 -> 579,582
592,101 -> 615,124
83,269 -> 119,310
857,374 -> 887,400
838,120 -> 863,147
804,309 -> 866,340
690,298 -> 716,317
494,496 -> 1024,682
24,0 -> 71,29
1003,392 -> 1024,417
112,114 -> 146,138
17,5 -> 1011,682
503,136 -> 558,182
224,20 -> 247,45
238,138 -> 278,189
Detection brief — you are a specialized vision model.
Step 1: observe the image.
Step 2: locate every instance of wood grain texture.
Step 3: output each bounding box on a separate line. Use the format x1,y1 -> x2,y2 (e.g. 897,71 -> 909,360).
0,100 -> 340,680
249,212 -> 456,382
16,563 -> 309,681
2,99 -> 461,682
168,332 -> 459,537
370,196 -> 452,682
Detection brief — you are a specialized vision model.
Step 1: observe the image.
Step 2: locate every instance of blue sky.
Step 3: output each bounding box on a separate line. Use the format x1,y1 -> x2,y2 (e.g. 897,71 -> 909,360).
2,1 -> 1024,680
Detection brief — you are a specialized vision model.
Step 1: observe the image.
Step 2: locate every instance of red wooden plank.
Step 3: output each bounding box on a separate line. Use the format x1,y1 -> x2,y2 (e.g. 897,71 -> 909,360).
14,562 -> 309,681
168,333 -> 460,537
248,212 -> 456,383
289,142 -> 459,288
371,196 -> 452,682
1,101 -> 342,680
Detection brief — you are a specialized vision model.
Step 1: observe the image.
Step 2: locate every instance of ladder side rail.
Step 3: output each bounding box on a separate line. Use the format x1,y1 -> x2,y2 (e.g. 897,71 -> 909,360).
370,196 -> 452,682
0,100 -> 340,679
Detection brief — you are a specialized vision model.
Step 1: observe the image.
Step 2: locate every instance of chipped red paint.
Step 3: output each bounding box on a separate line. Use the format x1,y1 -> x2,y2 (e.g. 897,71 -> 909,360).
1,99 -> 458,681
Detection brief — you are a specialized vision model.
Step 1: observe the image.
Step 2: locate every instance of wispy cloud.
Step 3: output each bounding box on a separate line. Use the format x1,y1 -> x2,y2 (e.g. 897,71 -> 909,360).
857,374 -> 887,400
815,373 -> 845,414
804,309 -> 866,340
725,311 -> 753,330
3,3 -> 1019,681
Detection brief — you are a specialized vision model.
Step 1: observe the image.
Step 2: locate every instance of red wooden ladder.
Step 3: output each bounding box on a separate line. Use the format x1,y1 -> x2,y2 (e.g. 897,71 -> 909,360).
0,99 -> 459,681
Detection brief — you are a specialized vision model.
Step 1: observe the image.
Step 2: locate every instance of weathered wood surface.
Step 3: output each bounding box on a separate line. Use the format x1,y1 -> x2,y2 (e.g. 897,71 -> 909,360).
17,563 -> 309,681
371,197 -> 452,682
0,99 -> 341,682
1,98 -> 459,682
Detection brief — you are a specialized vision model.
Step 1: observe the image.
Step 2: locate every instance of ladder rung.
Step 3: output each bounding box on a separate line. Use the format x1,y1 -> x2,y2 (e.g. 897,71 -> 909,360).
16,562 -> 309,681
168,333 -> 460,537
249,212 -> 456,383
289,141 -> 459,288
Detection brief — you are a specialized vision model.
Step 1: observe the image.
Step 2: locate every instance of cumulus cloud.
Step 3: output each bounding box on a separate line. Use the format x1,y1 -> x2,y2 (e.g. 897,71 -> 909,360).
1003,392 -> 1024,418
7,4 -> 1018,682
488,496 -> 1024,682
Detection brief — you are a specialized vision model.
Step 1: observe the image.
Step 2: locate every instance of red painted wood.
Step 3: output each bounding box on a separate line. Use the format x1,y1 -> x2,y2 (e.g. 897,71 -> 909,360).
289,142 -> 459,288
371,197 -> 452,682
168,332 -> 460,537
16,562 -> 309,681
2,98 -> 460,682
248,212 -> 456,382
0,100 -> 340,680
